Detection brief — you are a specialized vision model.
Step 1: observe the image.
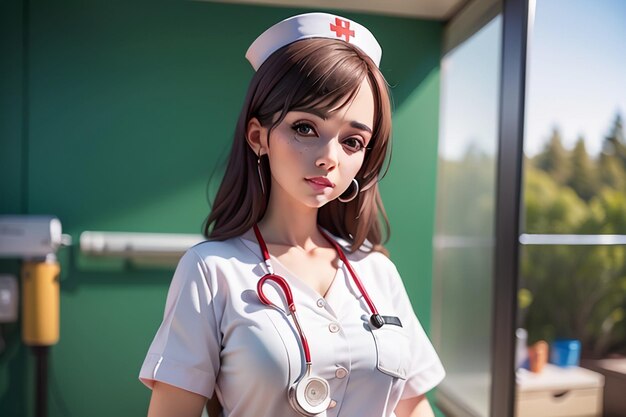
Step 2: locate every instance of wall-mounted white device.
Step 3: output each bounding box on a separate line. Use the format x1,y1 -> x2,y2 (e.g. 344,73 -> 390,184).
0,214 -> 70,417
80,231 -> 205,258
0,215 -> 71,259
0,274 -> 18,323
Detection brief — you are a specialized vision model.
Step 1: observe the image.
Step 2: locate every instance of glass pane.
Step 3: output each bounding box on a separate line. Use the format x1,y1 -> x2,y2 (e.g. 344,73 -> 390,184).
520,244 -> 626,351
516,244 -> 626,417
517,2 -> 626,417
432,14 -> 502,417
522,0 -> 626,235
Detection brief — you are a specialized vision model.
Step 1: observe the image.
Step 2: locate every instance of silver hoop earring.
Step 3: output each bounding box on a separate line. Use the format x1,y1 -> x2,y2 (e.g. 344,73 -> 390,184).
338,179 -> 359,203
257,149 -> 265,195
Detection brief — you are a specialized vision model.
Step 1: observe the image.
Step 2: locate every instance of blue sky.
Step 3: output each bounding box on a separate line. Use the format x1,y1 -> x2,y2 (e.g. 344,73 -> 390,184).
525,0 -> 626,156
439,0 -> 626,160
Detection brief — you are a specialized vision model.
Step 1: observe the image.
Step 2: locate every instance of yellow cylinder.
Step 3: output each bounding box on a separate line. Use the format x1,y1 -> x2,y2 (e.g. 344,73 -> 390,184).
21,260 -> 60,346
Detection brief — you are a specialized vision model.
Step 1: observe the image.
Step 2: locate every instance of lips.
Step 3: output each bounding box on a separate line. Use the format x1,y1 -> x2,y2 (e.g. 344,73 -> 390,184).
306,177 -> 335,187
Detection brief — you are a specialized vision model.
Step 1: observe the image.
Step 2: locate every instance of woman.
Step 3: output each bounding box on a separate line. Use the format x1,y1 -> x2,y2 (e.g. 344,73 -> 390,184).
139,12 -> 445,417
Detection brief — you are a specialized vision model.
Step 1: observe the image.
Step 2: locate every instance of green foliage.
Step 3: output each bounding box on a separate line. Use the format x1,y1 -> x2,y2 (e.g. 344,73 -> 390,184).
437,145 -> 495,237
599,114 -> 626,193
568,138 -> 599,201
521,112 -> 626,358
604,114 -> 626,165
587,188 -> 626,234
535,128 -> 571,184
599,152 -> 626,191
521,232 -> 626,357
523,167 -> 588,233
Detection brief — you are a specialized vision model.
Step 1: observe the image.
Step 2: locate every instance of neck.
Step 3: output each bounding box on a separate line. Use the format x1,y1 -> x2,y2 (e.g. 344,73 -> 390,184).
256,186 -> 327,252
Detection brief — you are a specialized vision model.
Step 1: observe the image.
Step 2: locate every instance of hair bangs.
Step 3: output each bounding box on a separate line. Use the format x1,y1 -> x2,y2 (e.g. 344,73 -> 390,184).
265,40 -> 370,128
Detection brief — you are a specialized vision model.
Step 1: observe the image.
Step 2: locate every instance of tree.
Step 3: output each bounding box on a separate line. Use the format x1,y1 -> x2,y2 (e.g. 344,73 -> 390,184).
568,137 -> 599,201
523,166 -> 587,234
600,113 -> 626,193
521,114 -> 626,358
522,168 -> 626,357
534,127 -> 571,185
603,113 -> 626,165
598,152 -> 626,193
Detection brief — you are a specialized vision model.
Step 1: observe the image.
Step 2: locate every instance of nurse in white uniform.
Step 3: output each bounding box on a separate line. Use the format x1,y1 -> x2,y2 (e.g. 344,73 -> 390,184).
139,12 -> 445,417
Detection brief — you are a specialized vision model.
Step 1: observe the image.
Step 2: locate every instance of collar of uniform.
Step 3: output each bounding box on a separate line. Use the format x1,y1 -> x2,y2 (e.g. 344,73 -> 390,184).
236,230 -> 364,302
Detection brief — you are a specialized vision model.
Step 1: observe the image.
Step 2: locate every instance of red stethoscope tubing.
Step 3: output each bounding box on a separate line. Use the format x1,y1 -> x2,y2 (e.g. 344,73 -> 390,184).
253,224 -> 382,363
316,228 -> 381,318
256,273 -> 313,363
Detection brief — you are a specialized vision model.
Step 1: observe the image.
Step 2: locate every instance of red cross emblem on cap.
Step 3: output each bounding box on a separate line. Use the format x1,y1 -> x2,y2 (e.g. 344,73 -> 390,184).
330,17 -> 355,42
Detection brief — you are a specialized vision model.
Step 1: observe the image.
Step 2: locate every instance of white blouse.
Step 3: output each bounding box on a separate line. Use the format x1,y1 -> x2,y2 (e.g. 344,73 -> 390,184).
139,230 -> 445,417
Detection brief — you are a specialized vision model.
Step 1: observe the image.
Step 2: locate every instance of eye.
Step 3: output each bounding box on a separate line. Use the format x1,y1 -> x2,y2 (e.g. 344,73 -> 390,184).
344,137 -> 366,152
291,122 -> 317,137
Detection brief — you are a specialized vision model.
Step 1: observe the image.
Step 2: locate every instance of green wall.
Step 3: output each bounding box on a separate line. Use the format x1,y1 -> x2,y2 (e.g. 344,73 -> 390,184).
0,1 -> 442,416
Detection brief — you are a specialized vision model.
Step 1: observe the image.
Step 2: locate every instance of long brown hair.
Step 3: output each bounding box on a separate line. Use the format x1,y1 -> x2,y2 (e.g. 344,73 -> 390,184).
203,38 -> 393,255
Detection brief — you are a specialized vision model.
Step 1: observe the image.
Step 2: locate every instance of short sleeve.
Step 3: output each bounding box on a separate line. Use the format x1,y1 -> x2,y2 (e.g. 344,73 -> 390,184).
138,248 -> 222,399
389,262 -> 446,399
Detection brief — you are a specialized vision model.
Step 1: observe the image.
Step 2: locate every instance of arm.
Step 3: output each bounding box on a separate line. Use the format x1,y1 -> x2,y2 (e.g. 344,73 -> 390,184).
147,381 -> 207,417
140,249 -> 223,417
394,395 -> 435,417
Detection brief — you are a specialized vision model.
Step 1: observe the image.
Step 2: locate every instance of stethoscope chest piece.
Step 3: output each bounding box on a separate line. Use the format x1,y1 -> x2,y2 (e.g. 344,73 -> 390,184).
289,373 -> 331,416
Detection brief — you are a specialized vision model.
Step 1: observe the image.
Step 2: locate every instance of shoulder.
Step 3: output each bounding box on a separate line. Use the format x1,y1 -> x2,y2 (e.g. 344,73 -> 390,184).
186,236 -> 253,264
354,250 -> 399,283
171,236 -> 260,283
329,231 -> 394,271
322,229 -> 400,285
171,236 -> 260,301
321,228 -> 385,260
188,236 -> 238,254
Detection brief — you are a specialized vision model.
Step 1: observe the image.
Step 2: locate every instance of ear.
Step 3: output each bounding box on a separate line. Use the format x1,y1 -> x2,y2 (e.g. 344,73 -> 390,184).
246,117 -> 268,156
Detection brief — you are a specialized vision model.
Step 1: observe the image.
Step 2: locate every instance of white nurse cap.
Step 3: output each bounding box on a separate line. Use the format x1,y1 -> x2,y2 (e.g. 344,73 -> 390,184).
245,12 -> 382,71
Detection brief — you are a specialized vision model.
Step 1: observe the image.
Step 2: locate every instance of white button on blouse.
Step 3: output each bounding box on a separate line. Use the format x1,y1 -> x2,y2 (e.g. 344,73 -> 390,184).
139,229 -> 445,417
335,367 -> 348,379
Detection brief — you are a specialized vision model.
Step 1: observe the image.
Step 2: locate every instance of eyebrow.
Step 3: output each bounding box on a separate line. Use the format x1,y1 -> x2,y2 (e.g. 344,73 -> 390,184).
292,109 -> 373,134
350,121 -> 372,134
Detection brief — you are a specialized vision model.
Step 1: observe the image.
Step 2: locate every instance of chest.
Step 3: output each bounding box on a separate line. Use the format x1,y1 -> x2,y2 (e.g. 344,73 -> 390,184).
220,270 -> 382,387
216,258 -> 411,417
270,246 -> 340,297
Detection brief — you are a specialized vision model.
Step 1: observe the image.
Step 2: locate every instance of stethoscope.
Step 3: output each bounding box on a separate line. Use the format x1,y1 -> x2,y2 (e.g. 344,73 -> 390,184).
253,223 -> 401,416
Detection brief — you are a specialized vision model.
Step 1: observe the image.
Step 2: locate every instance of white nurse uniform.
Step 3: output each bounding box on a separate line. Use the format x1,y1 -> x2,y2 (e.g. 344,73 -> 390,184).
139,229 -> 445,417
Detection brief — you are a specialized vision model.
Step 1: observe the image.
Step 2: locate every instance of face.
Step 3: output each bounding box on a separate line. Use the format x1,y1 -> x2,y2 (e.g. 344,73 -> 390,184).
262,77 -> 375,209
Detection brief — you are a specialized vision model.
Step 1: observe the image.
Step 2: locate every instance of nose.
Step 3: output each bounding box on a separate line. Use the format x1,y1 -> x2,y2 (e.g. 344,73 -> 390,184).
315,138 -> 340,170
